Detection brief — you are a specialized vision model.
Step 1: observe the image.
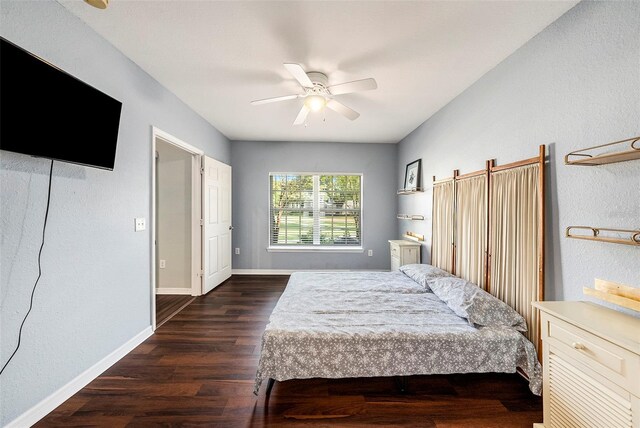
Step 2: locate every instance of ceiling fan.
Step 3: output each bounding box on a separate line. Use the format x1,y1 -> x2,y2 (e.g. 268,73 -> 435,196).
250,63 -> 377,126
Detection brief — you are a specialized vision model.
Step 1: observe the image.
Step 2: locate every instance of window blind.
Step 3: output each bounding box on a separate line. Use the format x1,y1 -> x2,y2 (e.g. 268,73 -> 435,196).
269,173 -> 362,247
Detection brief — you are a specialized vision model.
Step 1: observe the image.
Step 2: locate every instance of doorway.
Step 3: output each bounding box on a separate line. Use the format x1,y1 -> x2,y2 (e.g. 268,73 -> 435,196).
152,128 -> 203,329
151,128 -> 233,330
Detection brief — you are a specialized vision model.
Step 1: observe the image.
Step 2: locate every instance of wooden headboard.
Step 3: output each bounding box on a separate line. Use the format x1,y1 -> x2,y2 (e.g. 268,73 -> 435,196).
431,145 -> 546,354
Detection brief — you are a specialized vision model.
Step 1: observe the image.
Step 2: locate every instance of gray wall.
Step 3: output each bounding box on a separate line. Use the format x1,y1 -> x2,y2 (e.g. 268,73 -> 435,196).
231,141 -> 397,270
397,1 -> 640,310
0,1 -> 230,424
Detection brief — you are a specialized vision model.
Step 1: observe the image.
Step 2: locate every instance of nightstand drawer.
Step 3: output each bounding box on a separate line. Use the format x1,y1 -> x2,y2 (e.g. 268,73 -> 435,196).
391,245 -> 399,257
545,315 -> 640,395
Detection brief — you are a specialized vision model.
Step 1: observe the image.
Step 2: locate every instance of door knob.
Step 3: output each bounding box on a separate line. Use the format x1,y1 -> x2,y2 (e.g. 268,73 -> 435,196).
229,226 -> 234,230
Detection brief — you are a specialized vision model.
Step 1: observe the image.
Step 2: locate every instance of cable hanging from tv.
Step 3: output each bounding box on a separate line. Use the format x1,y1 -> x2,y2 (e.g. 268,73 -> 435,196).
0,159 -> 54,376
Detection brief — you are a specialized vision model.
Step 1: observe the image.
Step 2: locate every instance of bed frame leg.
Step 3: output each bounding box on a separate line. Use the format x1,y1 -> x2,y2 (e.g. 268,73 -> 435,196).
265,378 -> 276,399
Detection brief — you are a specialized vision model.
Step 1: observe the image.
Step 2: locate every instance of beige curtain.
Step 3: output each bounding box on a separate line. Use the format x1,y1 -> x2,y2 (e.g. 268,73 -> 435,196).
432,180 -> 454,272
489,163 -> 540,350
455,175 -> 487,289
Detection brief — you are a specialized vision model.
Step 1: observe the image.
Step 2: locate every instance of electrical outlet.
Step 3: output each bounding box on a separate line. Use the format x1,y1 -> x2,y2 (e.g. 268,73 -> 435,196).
159,259 -> 166,269
235,248 -> 240,255
134,217 -> 146,232
367,250 -> 373,257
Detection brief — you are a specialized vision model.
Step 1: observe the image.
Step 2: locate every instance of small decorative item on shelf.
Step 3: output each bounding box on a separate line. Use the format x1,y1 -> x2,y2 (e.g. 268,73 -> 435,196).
397,187 -> 424,195
566,226 -> 640,246
402,159 -> 422,191
565,135 -> 640,166
397,214 -> 425,220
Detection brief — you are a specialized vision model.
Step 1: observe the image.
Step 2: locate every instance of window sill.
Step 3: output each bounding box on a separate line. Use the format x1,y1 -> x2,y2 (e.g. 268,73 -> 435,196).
267,246 -> 364,253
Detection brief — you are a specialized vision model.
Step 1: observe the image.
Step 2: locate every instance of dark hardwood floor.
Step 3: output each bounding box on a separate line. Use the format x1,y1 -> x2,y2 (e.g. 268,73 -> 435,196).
156,294 -> 195,327
38,275 -> 542,427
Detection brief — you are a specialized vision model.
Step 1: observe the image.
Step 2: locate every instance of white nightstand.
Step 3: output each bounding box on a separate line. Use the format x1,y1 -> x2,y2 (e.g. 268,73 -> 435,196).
533,301 -> 640,428
388,240 -> 421,271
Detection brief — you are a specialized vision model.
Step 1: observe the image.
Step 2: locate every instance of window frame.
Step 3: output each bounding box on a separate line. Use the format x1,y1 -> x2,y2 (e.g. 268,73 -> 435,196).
267,172 -> 364,253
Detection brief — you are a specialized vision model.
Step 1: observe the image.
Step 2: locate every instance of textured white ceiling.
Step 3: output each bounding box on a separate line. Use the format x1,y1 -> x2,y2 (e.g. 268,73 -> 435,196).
60,0 -> 577,143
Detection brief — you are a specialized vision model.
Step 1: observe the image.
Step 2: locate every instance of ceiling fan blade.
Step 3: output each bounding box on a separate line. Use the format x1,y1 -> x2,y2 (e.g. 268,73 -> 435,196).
328,78 -> 377,95
293,105 -> 310,126
250,94 -> 299,106
284,63 -> 314,88
326,99 -> 360,121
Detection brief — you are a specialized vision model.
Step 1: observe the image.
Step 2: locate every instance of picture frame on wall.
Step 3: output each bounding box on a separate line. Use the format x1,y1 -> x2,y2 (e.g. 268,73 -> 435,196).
403,159 -> 422,190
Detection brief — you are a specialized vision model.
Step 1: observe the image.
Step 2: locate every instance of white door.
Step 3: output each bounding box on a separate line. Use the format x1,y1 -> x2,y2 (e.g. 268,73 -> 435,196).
202,156 -> 232,294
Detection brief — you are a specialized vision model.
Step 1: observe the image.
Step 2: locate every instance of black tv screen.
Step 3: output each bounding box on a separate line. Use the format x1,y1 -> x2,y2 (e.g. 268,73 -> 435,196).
0,37 -> 122,170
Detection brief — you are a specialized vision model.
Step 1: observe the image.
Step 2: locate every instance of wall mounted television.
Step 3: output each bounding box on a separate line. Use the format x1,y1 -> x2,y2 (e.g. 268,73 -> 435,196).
0,37 -> 122,170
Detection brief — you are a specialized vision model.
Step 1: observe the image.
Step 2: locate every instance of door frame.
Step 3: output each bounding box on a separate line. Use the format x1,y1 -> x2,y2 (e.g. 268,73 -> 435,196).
150,126 -> 203,331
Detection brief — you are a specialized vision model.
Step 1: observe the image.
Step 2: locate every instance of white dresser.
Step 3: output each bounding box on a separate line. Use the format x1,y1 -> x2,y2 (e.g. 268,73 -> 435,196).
388,240 -> 421,271
533,301 -> 640,428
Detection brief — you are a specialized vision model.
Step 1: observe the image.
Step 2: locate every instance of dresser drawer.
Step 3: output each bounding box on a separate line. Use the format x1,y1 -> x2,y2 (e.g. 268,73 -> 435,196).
543,314 -> 640,396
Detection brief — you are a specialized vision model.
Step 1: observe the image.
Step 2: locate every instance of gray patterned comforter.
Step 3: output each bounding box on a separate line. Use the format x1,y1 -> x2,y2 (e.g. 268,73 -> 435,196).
254,271 -> 542,395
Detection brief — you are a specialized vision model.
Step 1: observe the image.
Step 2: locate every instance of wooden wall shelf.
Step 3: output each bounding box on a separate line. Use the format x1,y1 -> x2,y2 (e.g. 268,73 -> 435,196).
566,226 -> 640,246
397,214 -> 424,220
583,278 -> 640,312
397,188 -> 424,195
403,232 -> 424,242
565,136 -> 640,166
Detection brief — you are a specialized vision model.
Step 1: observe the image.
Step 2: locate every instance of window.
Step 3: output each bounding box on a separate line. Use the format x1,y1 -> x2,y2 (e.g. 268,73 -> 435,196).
269,173 -> 362,249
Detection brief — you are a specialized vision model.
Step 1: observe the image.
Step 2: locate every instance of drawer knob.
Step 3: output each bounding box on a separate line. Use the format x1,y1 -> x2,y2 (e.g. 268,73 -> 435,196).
572,342 -> 586,350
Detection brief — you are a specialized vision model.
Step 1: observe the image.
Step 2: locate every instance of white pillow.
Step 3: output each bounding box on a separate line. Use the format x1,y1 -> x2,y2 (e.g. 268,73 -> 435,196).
399,264 -> 453,291
429,276 -> 528,331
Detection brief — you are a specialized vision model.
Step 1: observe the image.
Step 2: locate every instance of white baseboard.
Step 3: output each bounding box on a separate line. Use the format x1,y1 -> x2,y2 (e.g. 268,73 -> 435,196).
155,287 -> 193,295
231,268 -> 386,275
232,269 -> 296,275
6,326 -> 153,428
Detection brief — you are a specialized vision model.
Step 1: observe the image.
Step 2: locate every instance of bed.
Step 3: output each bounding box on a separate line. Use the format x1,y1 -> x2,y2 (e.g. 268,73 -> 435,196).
254,269 -> 542,396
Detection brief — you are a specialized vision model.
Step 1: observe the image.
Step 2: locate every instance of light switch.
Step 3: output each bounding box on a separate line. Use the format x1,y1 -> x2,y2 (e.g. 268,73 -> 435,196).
368,250 -> 373,257
135,217 -> 146,232
235,248 -> 240,255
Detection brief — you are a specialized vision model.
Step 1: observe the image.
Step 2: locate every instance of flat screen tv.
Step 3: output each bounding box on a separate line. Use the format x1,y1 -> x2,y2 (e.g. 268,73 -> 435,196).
0,37 -> 122,170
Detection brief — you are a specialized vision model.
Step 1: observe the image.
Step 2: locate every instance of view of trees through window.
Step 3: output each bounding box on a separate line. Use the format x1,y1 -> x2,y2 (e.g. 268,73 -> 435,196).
270,174 -> 362,246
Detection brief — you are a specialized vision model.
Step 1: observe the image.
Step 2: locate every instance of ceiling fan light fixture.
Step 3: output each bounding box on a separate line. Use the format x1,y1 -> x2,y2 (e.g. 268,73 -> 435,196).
250,63 -> 376,124
305,95 -> 326,112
